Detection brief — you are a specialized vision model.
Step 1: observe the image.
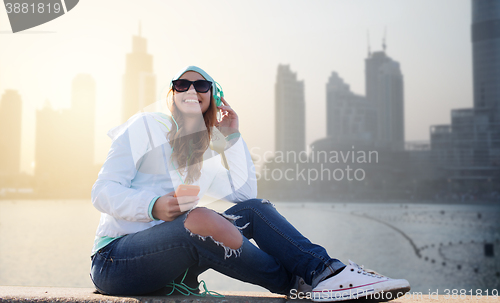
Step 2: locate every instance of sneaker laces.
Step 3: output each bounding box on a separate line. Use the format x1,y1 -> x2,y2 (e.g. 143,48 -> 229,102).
165,268 -> 225,298
353,263 -> 385,279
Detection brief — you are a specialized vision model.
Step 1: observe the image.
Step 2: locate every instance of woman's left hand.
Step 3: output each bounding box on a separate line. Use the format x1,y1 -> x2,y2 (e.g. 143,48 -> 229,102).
216,97 -> 239,136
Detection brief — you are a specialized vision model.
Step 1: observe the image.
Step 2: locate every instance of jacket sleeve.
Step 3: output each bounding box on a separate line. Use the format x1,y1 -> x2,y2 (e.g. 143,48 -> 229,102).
91,115 -> 161,222
205,134 -> 258,202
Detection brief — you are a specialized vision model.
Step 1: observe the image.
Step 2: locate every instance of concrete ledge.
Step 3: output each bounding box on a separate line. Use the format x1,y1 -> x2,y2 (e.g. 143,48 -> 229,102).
1,287 -> 499,303
0,287 -> 287,303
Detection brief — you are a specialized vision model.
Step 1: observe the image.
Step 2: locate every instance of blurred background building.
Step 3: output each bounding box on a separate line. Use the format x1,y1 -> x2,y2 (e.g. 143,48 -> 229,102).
366,48 -> 405,152
261,65 -> 306,198
275,64 -> 306,154
258,1 -> 500,201
0,28 -> 155,198
430,0 -> 500,196
122,24 -> 156,123
303,45 -> 408,201
325,71 -> 375,148
35,74 -> 98,197
321,46 -> 404,151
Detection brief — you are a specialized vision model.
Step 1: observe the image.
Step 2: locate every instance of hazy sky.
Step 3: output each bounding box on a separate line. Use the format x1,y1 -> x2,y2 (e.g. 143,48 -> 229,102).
0,0 -> 472,174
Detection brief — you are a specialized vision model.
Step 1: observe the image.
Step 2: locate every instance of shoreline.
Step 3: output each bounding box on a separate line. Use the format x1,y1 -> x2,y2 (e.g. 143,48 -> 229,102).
271,199 -> 500,206
1,197 -> 499,207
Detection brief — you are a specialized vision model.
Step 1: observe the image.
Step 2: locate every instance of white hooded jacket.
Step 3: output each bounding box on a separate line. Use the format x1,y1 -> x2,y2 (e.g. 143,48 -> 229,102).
91,112 -> 257,252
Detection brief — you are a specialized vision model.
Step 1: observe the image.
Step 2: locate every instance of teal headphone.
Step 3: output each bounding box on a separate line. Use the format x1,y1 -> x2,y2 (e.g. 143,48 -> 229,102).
213,81 -> 224,107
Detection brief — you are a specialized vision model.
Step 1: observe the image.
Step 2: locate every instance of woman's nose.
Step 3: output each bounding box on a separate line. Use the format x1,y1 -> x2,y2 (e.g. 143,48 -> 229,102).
187,84 -> 196,93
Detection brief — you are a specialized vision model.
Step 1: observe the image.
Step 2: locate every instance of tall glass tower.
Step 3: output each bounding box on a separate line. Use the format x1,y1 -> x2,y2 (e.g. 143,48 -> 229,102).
122,24 -> 156,123
275,64 -> 305,154
365,51 -> 405,151
472,0 -> 500,120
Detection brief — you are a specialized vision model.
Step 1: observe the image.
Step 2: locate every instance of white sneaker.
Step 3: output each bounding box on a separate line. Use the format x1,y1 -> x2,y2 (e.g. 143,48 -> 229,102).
297,277 -> 312,293
311,260 -> 410,302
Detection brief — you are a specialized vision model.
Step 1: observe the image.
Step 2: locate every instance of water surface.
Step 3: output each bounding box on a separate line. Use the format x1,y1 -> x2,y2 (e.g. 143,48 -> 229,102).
0,200 -> 498,293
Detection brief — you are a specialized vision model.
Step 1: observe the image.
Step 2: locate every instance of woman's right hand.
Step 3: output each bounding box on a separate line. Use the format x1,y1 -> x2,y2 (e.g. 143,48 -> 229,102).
151,191 -> 199,221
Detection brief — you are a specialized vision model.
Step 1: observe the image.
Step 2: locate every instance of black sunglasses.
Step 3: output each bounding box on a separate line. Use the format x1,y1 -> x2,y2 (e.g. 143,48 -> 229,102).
172,79 -> 212,93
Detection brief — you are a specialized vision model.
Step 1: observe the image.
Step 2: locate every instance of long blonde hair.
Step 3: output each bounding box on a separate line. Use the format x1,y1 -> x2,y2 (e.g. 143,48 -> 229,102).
166,88 -> 218,184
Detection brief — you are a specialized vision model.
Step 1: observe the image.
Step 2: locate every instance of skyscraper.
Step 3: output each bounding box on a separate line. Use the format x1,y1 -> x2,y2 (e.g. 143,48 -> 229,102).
35,100 -> 68,190
122,24 -> 156,123
472,0 -> 500,120
275,64 -> 305,154
326,71 -> 375,147
365,51 -> 405,151
0,90 -> 22,176
307,46 -> 406,199
318,48 -> 404,151
429,0 -> 500,191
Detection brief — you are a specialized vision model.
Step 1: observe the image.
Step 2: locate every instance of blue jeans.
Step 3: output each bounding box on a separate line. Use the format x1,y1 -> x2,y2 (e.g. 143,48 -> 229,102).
90,199 -> 345,295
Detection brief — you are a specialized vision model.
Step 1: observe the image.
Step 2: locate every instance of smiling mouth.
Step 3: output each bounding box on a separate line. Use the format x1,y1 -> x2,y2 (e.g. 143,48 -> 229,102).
183,99 -> 200,103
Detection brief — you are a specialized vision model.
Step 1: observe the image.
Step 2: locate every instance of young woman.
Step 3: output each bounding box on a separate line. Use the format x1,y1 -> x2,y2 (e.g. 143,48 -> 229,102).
90,65 -> 410,302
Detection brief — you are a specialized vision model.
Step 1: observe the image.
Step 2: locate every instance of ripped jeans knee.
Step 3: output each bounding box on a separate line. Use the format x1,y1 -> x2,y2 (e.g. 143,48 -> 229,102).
184,207 -> 247,259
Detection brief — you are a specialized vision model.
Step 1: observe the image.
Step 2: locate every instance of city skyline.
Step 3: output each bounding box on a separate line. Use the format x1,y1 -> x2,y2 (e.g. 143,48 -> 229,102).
0,0 -> 473,175
0,37 -> 406,177
325,49 -> 404,151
